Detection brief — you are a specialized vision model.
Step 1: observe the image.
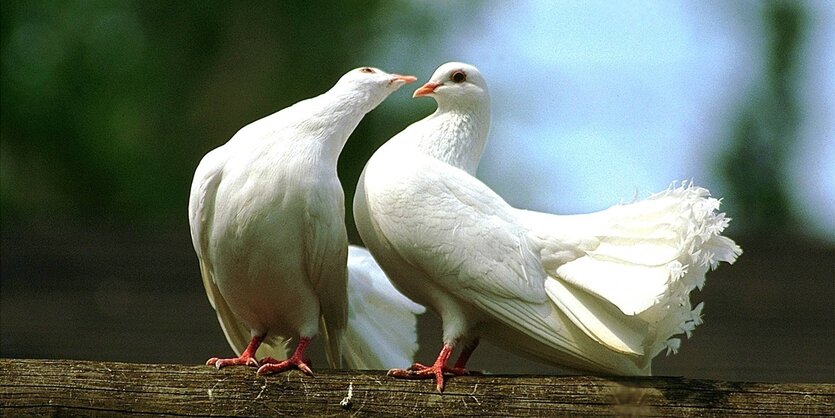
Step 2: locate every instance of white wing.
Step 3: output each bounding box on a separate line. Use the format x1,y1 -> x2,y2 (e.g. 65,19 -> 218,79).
365,154 -> 549,305
302,182 -> 350,368
365,155 -> 584,352
362,155 -> 643,365
188,145 -> 289,360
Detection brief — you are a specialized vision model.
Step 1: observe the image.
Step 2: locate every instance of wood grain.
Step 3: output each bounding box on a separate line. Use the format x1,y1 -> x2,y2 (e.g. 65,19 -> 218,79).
1,359 -> 832,417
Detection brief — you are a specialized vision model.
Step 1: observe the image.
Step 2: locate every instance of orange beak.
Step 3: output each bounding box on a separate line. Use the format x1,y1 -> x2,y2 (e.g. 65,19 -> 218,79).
413,82 -> 440,98
393,74 -> 417,84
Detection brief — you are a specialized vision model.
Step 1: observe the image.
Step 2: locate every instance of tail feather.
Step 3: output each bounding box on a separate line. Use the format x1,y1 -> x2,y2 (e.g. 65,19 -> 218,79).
319,315 -> 344,369
520,181 -> 741,362
341,246 -> 425,369
544,277 -> 648,356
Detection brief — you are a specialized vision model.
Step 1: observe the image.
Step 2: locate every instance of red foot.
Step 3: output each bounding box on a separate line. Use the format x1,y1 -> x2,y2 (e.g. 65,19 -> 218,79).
256,337 -> 314,376
388,343 -> 476,393
389,363 -> 470,392
206,355 -> 259,368
206,335 -> 263,369
257,356 -> 313,376
407,362 -> 480,375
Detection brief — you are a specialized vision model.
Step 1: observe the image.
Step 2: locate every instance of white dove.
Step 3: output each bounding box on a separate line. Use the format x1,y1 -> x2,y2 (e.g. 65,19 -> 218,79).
354,62 -> 742,392
189,66 -> 420,375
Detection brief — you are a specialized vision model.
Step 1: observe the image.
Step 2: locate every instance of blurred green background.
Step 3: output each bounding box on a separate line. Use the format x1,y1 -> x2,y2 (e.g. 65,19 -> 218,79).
0,0 -> 448,232
1,1 -> 832,383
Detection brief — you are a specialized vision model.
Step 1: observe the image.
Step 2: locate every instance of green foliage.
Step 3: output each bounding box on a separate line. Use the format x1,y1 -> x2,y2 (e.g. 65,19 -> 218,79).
717,1 -> 806,238
2,1 -> 815,242
0,0 -> 456,231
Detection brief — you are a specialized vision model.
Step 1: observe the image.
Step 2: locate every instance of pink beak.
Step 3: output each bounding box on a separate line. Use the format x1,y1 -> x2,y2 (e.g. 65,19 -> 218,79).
413,82 -> 440,98
393,74 -> 417,84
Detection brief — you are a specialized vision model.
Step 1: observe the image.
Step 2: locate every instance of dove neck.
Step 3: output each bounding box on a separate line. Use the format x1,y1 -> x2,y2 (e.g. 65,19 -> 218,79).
416,104 -> 491,175
306,91 -> 375,164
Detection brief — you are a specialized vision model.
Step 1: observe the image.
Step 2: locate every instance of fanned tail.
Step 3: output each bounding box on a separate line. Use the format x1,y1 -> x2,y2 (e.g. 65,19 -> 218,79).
341,246 -> 426,369
519,181 -> 741,367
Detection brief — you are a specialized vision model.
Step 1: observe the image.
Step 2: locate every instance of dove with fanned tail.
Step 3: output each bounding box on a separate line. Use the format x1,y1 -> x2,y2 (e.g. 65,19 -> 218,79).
354,62 -> 741,392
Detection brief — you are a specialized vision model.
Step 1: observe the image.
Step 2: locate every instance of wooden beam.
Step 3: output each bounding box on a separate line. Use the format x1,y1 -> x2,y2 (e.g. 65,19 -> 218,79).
1,359 -> 832,416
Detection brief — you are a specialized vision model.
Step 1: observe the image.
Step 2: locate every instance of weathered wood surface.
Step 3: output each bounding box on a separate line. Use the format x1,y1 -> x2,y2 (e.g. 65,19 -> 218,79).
0,359 -> 832,417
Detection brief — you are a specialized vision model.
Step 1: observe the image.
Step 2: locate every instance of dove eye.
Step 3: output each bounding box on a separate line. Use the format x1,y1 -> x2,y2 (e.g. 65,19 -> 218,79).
451,71 -> 466,83
360,67 -> 375,74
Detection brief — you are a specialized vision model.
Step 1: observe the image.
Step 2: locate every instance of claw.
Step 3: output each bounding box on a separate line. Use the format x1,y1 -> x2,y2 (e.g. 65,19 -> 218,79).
207,355 -> 259,369
257,358 -> 314,376
406,362 -> 430,371
206,335 -> 264,370
255,337 -> 314,377
388,343 -> 475,393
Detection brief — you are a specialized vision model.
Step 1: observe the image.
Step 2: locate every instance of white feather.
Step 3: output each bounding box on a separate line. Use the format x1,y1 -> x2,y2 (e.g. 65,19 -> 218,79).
354,62 -> 741,377
520,181 -> 742,358
342,246 -> 425,369
189,67 -> 418,369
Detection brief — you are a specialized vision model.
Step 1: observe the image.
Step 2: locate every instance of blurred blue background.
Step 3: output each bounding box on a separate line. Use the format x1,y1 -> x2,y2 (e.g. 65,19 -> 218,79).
2,1 -> 832,383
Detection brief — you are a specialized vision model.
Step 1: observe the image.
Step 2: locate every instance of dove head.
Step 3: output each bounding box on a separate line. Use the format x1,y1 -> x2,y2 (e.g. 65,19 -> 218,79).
409,62 -> 491,175
333,67 -> 417,113
413,62 -> 490,109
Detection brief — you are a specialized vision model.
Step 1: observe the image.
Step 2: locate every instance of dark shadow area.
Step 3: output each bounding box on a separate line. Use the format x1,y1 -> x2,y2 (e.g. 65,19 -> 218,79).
2,225 -> 832,383
1,1 -> 832,385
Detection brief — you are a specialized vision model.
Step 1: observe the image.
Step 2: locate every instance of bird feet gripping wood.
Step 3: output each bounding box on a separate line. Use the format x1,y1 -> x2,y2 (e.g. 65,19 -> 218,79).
387,339 -> 480,393
387,362 -> 470,393
206,335 -> 263,369
256,337 -> 314,376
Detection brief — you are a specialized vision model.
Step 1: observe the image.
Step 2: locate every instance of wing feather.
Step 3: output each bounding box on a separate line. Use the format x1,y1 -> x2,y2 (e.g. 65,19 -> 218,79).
303,183 -> 349,368
362,151 -> 648,374
365,155 -> 546,304
188,146 -> 289,360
